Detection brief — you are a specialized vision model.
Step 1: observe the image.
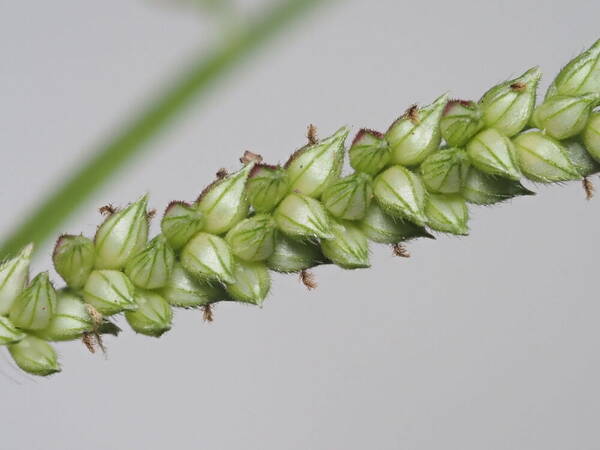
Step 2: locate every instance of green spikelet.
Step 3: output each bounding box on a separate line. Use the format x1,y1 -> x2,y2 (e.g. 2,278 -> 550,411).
420,147 -> 470,194
532,93 -> 599,140
266,234 -> 326,273
583,112 -> 600,161
53,235 -> 95,290
225,214 -> 277,262
321,220 -> 370,269
479,67 -> 541,137
10,272 -> 57,331
83,270 -> 137,315
440,100 -> 484,147
160,201 -> 205,250
322,172 -> 373,220
36,289 -> 93,341
94,195 -> 149,270
285,127 -> 348,197
161,263 -> 228,307
180,232 -> 235,284
196,163 -> 254,234
513,131 -> 581,182
373,165 -> 428,226
462,169 -> 534,205
0,316 -> 26,345
225,259 -> 271,305
466,128 -> 521,180
425,194 -> 469,235
348,129 -> 391,175
125,290 -> 173,337
386,94 -> 448,166
8,335 -> 60,376
546,39 -> 600,98
274,193 -> 333,240
246,164 -> 290,213
4,40 -> 600,378
0,244 -> 32,315
359,203 -> 433,244
125,235 -> 175,289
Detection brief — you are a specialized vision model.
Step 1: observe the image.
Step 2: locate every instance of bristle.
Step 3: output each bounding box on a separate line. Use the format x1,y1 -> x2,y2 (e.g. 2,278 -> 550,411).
510,82 -> 526,92
391,243 -> 410,258
583,177 -> 595,200
99,204 -> 116,216
443,99 -> 474,115
82,333 -> 96,354
299,269 -> 317,290
351,128 -> 384,146
202,304 -> 214,322
164,200 -> 191,215
307,124 -> 319,144
404,104 -> 420,124
240,150 -> 263,165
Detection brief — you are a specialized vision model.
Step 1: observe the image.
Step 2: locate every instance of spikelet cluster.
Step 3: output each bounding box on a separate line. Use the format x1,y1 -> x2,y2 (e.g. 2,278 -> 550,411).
1,40 -> 600,376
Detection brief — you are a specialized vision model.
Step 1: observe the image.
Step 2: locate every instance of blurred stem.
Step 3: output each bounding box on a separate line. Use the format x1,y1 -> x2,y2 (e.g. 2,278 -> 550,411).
0,0 -> 329,258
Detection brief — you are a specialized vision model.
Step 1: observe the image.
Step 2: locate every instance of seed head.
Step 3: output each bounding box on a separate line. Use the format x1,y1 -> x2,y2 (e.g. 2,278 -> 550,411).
161,263 -> 229,308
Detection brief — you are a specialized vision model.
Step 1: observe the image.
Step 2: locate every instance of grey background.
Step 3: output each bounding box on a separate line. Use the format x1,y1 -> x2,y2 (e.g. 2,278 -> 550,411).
1,1 -> 599,449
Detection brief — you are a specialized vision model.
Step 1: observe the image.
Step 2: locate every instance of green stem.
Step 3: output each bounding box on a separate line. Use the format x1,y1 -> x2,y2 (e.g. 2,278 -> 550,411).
0,0 -> 329,258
